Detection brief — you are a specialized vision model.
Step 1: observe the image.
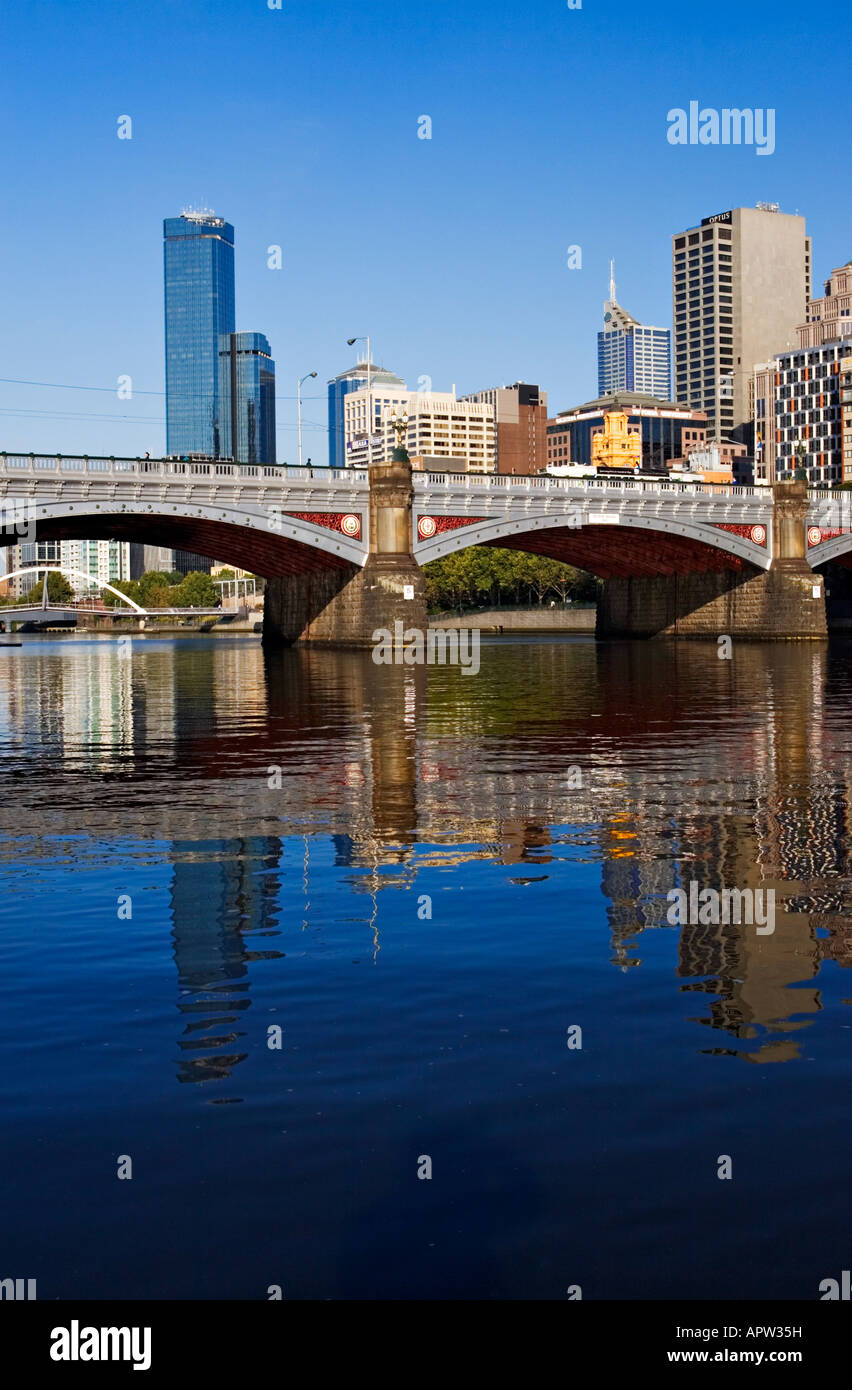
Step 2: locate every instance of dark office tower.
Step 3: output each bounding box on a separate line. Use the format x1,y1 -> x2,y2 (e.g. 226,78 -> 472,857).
164,209 -> 235,457
218,332 -> 277,464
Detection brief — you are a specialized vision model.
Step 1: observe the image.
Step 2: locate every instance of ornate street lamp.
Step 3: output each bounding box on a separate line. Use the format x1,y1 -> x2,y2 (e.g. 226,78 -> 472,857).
297,371 -> 317,469
794,441 -> 808,482
389,408 -> 410,463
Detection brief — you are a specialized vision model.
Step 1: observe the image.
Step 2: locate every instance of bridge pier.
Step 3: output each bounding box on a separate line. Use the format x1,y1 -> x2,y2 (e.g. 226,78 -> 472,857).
597,483 -> 827,641
263,457 -> 427,648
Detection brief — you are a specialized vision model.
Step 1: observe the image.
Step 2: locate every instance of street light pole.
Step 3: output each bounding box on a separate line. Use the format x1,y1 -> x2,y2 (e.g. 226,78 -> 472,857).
297,371 -> 318,470
347,335 -> 372,467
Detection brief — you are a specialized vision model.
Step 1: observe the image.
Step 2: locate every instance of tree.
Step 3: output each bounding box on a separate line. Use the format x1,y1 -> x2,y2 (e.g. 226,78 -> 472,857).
174,570 -> 218,608
24,572 -> 73,604
137,571 -> 172,608
423,547 -> 597,611
102,578 -> 142,609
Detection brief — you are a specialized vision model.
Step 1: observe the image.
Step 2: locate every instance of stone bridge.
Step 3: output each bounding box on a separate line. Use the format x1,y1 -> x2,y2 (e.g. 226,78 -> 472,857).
0,450 -> 847,642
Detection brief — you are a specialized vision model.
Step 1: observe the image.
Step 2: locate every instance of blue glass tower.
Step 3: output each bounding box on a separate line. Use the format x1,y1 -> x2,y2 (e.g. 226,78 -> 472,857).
597,264 -> 671,399
164,211 -> 235,457
218,333 -> 277,464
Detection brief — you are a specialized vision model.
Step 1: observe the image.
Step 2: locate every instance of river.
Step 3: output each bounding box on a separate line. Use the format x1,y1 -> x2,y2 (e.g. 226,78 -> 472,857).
1,633 -> 850,1299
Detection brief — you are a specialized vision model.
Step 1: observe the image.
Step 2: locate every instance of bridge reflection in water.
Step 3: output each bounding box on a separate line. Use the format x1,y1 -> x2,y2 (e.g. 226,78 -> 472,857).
0,635 -> 851,1085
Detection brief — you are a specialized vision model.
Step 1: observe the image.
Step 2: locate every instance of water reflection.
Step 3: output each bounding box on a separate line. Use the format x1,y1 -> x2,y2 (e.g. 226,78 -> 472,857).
170,837 -> 283,1084
1,634 -> 851,1075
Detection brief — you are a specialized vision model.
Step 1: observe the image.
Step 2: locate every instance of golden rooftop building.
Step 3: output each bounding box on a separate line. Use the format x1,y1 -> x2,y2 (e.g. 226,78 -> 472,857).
590,411 -> 641,471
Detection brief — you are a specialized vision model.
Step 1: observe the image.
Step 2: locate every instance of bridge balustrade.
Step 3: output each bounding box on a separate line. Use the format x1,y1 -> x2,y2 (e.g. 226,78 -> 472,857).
0,454 -> 371,487
0,453 -> 759,502
413,470 -> 757,500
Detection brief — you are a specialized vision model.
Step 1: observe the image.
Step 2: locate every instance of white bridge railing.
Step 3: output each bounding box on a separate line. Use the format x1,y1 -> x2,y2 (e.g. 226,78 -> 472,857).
415,472 -> 762,500
0,452 -> 772,502
0,453 -> 368,486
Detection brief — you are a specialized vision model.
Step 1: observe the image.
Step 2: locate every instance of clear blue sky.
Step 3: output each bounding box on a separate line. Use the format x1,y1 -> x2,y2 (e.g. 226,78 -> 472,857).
0,0 -> 843,465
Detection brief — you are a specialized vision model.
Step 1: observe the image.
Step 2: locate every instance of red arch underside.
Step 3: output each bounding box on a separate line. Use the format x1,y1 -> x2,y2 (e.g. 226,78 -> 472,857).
479,525 -> 747,578
26,515 -> 352,576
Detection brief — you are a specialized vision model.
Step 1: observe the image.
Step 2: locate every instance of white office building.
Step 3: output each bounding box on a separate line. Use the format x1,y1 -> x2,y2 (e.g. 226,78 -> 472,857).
3,538 -> 129,597
344,386 -> 496,473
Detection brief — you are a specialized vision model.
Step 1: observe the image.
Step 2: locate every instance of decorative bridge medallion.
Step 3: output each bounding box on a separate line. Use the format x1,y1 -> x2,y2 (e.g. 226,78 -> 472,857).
417,515 -> 487,540
713,522 -> 767,547
807,526 -> 851,547
285,511 -> 361,539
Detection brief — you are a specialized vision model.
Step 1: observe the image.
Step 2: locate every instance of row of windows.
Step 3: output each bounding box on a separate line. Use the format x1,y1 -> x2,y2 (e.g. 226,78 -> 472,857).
778,358 -> 845,375
675,300 -> 733,319
675,270 -> 733,283
674,228 -> 733,248
674,247 -> 733,262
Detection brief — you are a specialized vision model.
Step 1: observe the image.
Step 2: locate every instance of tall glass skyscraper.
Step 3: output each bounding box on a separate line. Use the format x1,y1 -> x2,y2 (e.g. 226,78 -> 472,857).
218,332 -> 277,464
597,264 -> 671,399
164,210 -> 235,456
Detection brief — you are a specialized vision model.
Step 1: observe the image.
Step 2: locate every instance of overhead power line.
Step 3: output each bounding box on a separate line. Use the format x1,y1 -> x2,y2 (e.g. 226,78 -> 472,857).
0,375 -> 325,401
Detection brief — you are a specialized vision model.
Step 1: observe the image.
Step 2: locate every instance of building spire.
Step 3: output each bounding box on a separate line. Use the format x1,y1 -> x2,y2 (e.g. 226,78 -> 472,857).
609,258 -> 616,305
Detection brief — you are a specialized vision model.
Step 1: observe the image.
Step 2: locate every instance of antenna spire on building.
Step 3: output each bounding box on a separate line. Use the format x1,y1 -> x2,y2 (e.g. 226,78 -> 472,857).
609,258 -> 616,305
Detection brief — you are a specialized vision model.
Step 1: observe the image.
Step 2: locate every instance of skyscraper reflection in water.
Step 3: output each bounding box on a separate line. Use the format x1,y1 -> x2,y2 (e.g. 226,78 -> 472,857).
170,837 -> 283,1086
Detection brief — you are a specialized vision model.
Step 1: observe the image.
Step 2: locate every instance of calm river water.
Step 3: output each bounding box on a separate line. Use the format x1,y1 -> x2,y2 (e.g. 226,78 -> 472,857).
1,633 -> 851,1299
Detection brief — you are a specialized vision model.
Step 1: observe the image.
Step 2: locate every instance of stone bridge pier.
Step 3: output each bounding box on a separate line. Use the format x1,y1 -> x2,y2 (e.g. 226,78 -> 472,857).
263,458 -> 427,647
596,482 -> 827,641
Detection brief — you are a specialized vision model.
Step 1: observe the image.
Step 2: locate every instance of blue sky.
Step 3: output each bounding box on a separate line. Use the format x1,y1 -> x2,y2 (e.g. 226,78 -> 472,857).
0,0 -> 843,465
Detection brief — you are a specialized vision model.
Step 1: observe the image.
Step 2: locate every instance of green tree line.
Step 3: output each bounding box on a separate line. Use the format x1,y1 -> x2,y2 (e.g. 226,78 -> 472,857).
423,548 -> 599,612
103,570 -> 220,609
0,570 -> 222,609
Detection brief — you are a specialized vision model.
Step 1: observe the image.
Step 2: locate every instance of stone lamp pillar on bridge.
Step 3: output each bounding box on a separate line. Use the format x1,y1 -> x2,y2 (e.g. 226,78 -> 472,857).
597,478 -> 827,640
263,412 -> 427,648
764,479 -> 826,637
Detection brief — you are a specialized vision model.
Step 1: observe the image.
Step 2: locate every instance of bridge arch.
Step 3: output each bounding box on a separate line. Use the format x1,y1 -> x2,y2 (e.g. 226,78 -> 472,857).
414,510 -> 770,575
806,533 -> 852,569
13,500 -> 366,576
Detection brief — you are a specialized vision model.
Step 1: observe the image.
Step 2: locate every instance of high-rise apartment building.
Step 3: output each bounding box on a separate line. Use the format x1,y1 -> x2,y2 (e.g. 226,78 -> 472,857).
798,260 -> 852,348
328,361 -> 407,468
754,342 -> 851,486
459,383 -> 548,474
4,540 -> 61,597
218,332 -> 277,465
60,540 -> 132,594
843,355 -> 852,482
5,539 -> 130,596
672,205 -> 811,437
597,265 -> 671,398
343,386 -> 496,472
751,262 -> 852,485
164,210 -> 236,458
